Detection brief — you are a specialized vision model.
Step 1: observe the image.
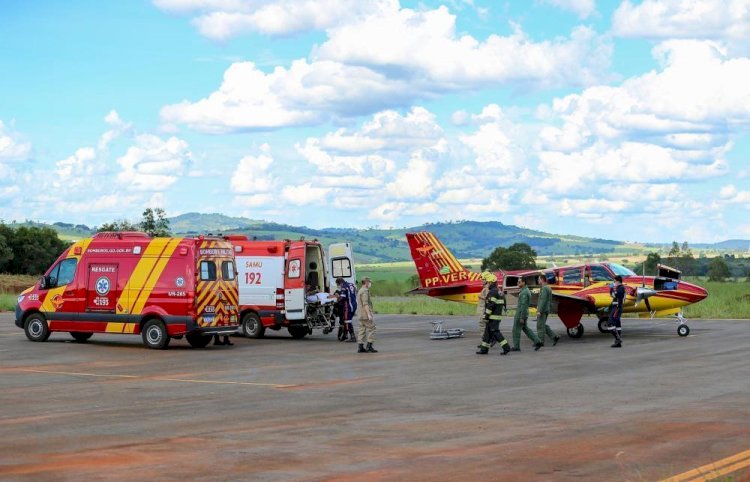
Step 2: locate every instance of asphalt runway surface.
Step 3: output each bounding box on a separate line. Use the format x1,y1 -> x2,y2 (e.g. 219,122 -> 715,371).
1,312 -> 749,482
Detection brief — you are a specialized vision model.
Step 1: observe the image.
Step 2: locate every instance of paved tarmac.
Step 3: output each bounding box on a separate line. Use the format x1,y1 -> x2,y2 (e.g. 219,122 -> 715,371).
1,312 -> 749,482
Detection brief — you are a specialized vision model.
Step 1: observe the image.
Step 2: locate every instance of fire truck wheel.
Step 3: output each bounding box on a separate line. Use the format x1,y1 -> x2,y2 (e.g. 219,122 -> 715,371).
70,332 -> 93,343
241,313 -> 265,338
24,313 -> 50,342
186,333 -> 212,348
288,326 -> 308,339
142,319 -> 170,349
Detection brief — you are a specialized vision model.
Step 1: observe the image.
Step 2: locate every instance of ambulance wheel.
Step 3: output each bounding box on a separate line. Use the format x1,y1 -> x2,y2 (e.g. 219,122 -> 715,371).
567,324 -> 584,338
288,326 -> 308,339
677,325 -> 690,337
24,313 -> 50,342
142,319 -> 170,349
70,332 -> 93,343
597,317 -> 610,333
186,333 -> 212,348
242,313 -> 265,338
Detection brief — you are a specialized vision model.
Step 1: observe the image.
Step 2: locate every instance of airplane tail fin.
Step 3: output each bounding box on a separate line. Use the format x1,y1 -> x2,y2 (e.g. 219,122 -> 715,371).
406,232 -> 480,288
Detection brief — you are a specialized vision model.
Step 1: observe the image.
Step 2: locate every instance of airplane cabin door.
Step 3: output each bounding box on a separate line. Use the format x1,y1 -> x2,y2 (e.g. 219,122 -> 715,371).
284,244 -> 306,320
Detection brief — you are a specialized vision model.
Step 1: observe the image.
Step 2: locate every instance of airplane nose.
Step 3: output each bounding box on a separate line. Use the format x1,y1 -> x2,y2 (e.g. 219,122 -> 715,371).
685,282 -> 708,301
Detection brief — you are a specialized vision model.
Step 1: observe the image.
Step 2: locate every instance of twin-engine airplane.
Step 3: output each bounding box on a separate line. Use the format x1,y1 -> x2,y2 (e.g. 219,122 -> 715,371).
406,232 -> 709,338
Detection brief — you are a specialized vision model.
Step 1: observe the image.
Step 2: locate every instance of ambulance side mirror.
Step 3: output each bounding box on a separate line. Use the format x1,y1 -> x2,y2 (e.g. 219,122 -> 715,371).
39,276 -> 50,289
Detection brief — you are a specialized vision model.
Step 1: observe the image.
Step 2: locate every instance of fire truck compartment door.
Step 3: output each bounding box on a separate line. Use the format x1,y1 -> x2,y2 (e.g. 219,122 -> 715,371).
284,245 -> 306,320
87,264 -> 120,313
327,242 -> 356,288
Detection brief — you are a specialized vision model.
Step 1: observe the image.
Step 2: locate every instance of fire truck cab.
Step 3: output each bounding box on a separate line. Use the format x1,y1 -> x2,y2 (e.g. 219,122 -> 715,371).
15,232 -> 239,349
225,236 -> 355,339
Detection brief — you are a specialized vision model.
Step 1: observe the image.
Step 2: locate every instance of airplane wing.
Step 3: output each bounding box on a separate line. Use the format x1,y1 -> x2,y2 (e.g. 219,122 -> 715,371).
550,292 -> 597,329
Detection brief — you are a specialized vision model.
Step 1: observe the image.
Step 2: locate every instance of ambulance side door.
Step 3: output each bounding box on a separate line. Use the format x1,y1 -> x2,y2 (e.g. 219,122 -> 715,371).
284,243 -> 306,320
327,242 -> 356,289
86,263 -> 120,314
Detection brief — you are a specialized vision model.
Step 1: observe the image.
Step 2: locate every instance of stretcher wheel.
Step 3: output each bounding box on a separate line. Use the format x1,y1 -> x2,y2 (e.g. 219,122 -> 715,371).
70,332 -> 93,343
677,325 -> 690,337
567,323 -> 584,339
24,313 -> 50,342
597,317 -> 610,333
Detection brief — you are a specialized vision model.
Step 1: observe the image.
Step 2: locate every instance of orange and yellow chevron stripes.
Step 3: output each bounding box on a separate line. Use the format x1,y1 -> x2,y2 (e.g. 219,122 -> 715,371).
105,322 -> 138,334
117,237 -> 183,315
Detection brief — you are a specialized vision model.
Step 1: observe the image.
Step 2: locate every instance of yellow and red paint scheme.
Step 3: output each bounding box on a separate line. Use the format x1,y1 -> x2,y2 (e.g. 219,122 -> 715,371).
16,232 -> 238,344
406,231 -> 708,336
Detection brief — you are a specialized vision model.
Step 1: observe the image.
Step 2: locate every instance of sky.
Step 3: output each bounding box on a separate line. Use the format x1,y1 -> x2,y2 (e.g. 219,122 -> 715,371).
1,0 -> 749,243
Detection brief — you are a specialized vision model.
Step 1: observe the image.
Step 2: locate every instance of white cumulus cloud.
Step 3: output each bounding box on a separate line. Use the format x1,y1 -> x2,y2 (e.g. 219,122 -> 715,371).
0,120 -> 32,162
116,134 -> 192,191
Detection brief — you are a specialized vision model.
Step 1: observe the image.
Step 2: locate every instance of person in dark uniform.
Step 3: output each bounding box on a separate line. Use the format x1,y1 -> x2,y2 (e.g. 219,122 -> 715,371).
608,275 -> 626,348
213,334 -> 233,346
336,277 -> 357,342
476,279 -> 511,355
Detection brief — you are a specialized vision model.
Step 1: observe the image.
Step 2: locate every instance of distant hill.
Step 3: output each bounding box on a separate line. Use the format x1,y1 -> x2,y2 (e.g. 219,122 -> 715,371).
7,214 -> 748,264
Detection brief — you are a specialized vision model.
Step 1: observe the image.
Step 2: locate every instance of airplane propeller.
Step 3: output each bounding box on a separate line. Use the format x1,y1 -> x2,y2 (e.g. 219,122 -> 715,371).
635,261 -> 654,311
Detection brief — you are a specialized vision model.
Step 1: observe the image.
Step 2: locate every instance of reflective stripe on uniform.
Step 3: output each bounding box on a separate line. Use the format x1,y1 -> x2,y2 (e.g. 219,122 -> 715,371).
499,339 -> 508,346
489,297 -> 503,303
481,341 -> 490,348
489,315 -> 502,320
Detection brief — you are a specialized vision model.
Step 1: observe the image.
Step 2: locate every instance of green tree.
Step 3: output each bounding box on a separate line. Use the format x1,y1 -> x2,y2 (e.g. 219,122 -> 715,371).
643,252 -> 661,275
6,226 -> 68,275
707,257 -> 731,282
481,243 -> 537,271
140,208 -> 171,237
668,241 -> 681,257
97,219 -> 138,232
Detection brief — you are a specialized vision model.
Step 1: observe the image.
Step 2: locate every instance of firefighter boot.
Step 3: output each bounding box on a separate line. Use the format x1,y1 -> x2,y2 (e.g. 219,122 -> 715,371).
534,342 -> 543,351
476,345 -> 489,355
501,344 -> 511,355
611,330 -> 622,348
357,344 -> 367,353
347,324 -> 357,342
223,335 -> 234,346
366,343 -> 379,353
338,326 -> 346,341
213,335 -> 225,346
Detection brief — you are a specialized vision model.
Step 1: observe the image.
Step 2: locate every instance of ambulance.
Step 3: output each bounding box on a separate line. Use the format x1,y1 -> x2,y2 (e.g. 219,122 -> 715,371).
224,235 -> 355,339
15,232 -> 239,349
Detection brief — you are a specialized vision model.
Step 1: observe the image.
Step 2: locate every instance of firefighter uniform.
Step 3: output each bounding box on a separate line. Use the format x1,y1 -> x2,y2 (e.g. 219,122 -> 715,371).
608,279 -> 626,348
512,284 -> 542,351
536,283 -> 559,346
476,273 -> 492,338
476,282 -> 510,355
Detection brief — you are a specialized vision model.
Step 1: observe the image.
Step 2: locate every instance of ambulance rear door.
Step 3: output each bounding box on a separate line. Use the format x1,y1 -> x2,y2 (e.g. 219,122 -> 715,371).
284,243 -> 306,320
327,242 -> 356,289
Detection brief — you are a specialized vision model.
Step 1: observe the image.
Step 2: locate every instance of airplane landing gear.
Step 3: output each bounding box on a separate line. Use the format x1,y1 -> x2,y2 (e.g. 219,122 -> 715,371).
597,316 -> 610,333
567,323 -> 584,338
676,312 -> 690,336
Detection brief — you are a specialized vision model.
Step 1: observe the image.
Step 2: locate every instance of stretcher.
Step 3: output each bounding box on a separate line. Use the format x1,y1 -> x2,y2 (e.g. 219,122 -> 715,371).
430,320 -> 465,340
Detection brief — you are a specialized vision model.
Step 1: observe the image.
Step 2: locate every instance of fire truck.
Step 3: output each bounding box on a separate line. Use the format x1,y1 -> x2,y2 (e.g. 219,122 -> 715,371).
224,235 -> 356,339
15,232 -> 239,349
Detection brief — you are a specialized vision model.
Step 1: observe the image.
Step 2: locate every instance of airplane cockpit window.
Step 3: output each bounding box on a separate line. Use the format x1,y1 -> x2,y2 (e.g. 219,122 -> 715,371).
607,263 -> 636,277
562,267 -> 582,285
589,265 -> 613,282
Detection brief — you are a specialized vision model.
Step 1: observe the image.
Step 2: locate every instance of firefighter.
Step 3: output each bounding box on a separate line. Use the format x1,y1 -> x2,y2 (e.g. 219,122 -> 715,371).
608,275 -> 626,348
356,277 -> 377,353
476,276 -> 511,355
476,272 -> 493,346
512,278 -> 543,351
336,277 -> 357,342
536,274 -> 560,346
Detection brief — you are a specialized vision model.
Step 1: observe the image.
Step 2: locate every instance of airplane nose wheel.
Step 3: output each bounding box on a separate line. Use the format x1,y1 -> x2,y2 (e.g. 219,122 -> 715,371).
677,324 -> 690,337
567,323 -> 584,338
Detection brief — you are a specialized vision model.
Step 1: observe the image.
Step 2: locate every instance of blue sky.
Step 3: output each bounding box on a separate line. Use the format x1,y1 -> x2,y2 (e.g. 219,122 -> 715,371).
1,0 -> 749,243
